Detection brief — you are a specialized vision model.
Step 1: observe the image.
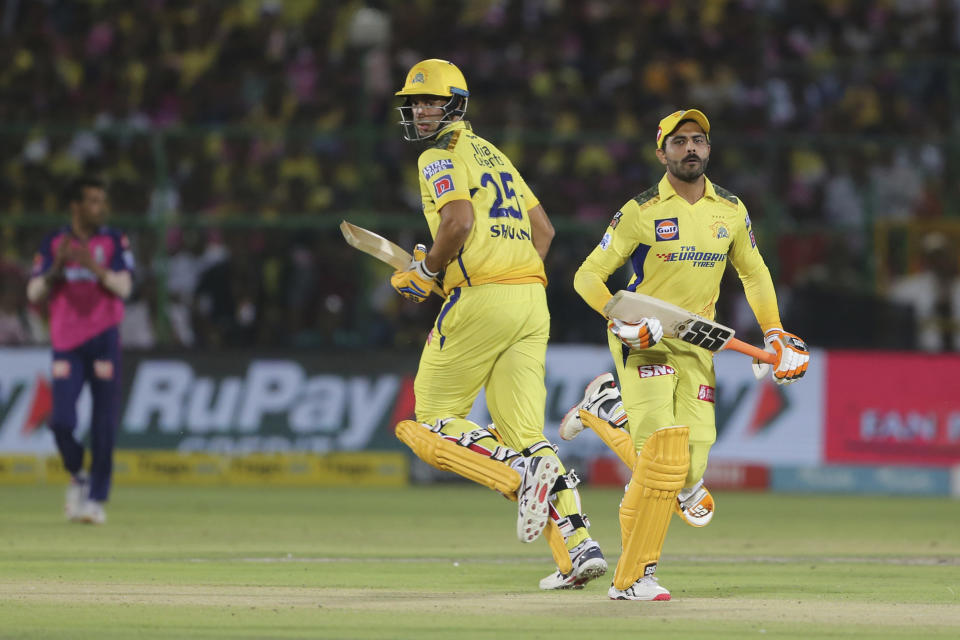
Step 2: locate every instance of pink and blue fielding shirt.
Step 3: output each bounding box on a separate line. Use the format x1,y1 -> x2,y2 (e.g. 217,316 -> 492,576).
32,226 -> 135,351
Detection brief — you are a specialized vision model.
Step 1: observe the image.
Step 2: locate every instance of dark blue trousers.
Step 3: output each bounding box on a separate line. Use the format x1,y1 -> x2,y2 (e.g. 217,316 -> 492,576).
49,326 -> 121,502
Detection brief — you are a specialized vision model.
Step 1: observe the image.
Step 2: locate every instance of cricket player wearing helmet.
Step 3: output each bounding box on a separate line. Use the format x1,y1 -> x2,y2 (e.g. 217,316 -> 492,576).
391,59 -> 606,590
562,109 -> 810,600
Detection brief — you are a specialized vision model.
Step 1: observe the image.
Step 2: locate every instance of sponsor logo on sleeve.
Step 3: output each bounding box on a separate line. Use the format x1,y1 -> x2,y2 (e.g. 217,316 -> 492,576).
654,218 -> 679,241
433,175 -> 455,198
744,213 -> 752,229
599,232 -> 611,250
698,384 -> 715,402
609,211 -> 623,229
422,159 -> 454,180
749,229 -> 757,248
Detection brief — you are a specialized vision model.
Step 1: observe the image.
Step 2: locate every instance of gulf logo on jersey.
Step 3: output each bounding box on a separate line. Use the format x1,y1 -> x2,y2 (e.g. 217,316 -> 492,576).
433,175 -> 455,198
654,218 -> 679,241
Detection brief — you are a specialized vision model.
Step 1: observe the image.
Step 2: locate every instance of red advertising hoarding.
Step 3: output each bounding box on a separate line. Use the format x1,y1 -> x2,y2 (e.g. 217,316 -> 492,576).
825,351 -> 960,466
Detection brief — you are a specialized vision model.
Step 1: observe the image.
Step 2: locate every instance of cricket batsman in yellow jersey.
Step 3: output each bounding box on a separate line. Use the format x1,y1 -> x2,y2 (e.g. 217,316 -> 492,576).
388,59 -> 607,590
560,109 -> 810,601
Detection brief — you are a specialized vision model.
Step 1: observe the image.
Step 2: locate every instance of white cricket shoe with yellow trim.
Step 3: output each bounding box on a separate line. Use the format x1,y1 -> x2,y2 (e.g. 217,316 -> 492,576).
516,455 -> 560,543
608,575 -> 671,601
559,373 -> 627,440
539,538 -> 607,590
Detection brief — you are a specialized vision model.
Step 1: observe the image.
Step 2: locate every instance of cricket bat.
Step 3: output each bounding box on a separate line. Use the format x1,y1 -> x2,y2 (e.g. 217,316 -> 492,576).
340,221 -> 445,297
603,290 -> 776,364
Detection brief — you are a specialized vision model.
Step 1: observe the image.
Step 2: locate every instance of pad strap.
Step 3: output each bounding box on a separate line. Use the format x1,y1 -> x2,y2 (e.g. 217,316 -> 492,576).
554,513 -> 591,538
521,441 -> 558,456
551,469 -> 581,495
453,427 -> 522,463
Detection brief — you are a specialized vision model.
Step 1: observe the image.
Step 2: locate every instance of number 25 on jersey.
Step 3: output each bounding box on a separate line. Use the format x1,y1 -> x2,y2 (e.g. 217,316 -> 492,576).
481,172 -> 522,220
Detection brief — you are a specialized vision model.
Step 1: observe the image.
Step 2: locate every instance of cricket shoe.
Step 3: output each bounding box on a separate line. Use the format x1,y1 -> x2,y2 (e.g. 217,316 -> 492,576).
608,575 -> 671,601
78,499 -> 106,525
675,479 -> 714,527
559,373 -> 627,440
65,472 -> 88,522
516,455 -> 561,543
539,538 -> 608,590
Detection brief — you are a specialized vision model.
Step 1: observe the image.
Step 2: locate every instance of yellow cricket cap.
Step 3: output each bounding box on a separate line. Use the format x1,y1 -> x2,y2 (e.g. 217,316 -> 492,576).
656,109 -> 710,149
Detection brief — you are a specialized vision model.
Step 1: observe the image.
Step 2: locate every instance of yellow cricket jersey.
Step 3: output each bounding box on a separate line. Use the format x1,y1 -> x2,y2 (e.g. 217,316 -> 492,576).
416,121 -> 546,293
574,174 -> 782,332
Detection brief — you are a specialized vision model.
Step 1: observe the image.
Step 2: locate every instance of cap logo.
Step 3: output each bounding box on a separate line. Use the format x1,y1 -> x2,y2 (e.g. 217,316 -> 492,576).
412,72 -> 425,84
656,126 -> 663,144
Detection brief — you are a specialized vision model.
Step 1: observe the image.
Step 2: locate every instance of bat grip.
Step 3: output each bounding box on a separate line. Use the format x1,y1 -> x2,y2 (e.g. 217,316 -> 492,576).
724,337 -> 777,365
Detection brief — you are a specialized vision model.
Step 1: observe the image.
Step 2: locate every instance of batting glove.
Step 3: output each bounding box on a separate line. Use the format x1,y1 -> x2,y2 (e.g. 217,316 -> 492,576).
756,328 -> 809,385
390,244 -> 438,303
608,316 -> 663,350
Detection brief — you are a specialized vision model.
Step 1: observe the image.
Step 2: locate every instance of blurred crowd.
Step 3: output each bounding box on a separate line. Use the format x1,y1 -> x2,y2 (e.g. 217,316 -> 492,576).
1,0 -> 959,351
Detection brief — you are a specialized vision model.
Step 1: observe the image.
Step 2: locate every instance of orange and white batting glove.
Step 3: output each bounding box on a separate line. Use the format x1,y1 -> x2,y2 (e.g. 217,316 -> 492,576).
390,244 -> 438,303
758,328 -> 809,385
608,316 -> 663,350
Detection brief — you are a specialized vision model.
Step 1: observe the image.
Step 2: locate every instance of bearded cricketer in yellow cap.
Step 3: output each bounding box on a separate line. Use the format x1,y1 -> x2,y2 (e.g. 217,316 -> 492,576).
389,58 -> 607,590
560,108 -> 810,600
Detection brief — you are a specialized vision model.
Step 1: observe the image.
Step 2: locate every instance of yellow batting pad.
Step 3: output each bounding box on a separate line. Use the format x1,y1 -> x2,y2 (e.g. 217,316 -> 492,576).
612,425 -> 690,590
579,410 -> 637,468
395,421 -> 521,495
543,520 -> 573,575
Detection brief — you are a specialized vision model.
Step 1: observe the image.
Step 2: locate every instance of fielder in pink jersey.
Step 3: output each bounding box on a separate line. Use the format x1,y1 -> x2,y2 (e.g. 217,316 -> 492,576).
26,177 -> 134,525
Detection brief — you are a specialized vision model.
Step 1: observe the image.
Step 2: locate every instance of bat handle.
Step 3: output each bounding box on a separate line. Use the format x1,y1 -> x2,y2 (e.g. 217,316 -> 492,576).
723,337 -> 777,365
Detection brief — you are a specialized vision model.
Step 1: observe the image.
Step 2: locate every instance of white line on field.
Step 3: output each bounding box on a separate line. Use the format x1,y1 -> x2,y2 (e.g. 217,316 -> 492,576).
50,555 -> 959,566
196,555 -> 959,566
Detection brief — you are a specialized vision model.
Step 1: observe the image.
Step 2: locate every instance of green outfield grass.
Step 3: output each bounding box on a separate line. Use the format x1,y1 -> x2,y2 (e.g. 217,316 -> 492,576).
1,484 -> 958,639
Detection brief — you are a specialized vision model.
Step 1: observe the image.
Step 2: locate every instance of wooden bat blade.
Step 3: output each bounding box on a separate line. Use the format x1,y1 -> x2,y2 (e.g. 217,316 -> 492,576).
603,290 -> 775,364
340,221 -> 411,271
340,221 -> 445,296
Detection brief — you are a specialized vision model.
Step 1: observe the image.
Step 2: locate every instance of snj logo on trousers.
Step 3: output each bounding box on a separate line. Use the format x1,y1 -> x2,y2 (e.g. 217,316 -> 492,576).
638,364 -> 675,378
655,218 -> 679,241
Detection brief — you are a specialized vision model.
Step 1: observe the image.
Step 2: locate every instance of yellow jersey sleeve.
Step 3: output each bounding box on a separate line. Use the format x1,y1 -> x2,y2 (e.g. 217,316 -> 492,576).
516,172 -> 541,211
573,202 -> 640,316
417,148 -> 471,211
729,204 -> 782,332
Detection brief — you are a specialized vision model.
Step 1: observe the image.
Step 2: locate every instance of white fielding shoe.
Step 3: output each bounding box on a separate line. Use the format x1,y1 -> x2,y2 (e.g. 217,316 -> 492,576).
559,373 -> 626,440
539,538 -> 608,590
676,480 -> 715,527
65,474 -> 88,522
78,500 -> 106,525
608,575 -> 671,601
516,455 -> 561,543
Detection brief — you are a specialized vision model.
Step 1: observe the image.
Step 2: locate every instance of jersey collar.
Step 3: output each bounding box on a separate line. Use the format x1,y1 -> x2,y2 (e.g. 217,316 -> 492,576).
658,173 -> 718,202
436,120 -> 471,137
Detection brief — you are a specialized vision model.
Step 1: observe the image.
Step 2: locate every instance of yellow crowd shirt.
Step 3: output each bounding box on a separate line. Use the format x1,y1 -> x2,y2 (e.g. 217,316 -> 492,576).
574,174 -> 782,332
416,121 -> 546,293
